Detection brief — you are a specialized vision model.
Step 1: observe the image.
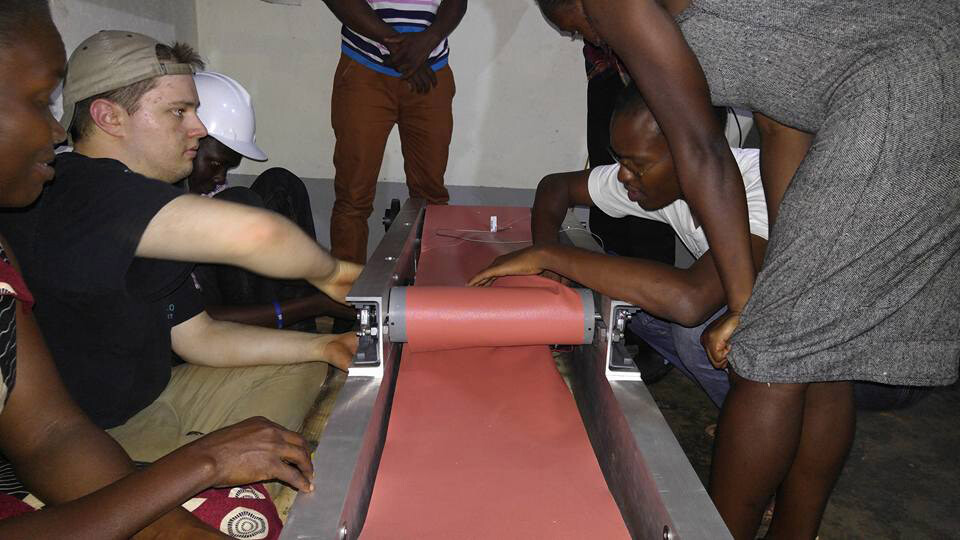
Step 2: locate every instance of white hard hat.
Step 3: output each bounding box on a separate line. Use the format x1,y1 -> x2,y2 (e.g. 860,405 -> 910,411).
194,71 -> 268,161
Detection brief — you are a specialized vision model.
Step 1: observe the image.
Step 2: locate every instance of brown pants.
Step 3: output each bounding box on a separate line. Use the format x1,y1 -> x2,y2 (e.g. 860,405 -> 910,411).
330,54 -> 454,264
106,362 -> 330,464
106,361 -> 330,501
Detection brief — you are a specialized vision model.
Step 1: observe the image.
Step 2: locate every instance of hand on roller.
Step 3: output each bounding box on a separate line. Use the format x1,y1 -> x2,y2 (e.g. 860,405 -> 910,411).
468,246 -> 550,287
311,260 -> 364,305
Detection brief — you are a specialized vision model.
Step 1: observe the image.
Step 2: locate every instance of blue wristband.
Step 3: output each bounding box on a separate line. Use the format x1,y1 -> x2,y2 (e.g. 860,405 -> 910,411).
272,300 -> 284,329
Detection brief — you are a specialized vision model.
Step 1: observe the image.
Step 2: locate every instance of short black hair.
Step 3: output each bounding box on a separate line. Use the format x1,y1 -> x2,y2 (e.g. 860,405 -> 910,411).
613,81 -> 650,119
612,81 -> 660,135
0,0 -> 52,48
535,0 -> 577,14
613,80 -> 729,131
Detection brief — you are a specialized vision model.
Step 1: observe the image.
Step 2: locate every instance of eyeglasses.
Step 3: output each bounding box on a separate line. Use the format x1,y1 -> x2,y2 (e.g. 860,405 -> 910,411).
607,145 -> 623,167
608,145 -> 669,179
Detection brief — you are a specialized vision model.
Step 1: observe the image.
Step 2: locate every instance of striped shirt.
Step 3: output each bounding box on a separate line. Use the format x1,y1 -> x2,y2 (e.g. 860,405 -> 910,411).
0,293 -> 15,413
0,247 -> 33,414
341,0 -> 450,77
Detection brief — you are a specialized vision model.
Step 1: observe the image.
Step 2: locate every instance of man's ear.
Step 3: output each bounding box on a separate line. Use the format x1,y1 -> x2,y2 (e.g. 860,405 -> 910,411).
87,98 -> 127,138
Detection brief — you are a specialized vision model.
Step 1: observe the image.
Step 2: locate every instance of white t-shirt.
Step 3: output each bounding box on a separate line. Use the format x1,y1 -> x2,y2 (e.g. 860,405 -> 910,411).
588,147 -> 766,259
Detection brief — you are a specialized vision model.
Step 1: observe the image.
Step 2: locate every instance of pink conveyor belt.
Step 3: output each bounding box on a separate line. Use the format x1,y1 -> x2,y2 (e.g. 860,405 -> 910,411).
360,205 -> 629,539
400,280 -> 589,352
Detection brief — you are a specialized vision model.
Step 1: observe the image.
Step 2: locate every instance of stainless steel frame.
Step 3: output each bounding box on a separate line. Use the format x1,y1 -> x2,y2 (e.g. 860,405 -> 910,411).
575,316 -> 730,539
281,203 -> 730,539
282,199 -> 425,540
562,212 -> 730,539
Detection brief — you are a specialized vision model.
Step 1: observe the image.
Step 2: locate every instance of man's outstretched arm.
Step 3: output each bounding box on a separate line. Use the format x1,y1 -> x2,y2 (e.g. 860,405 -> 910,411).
473,168 -> 766,324
135,195 -> 360,303
470,237 -> 767,327
171,311 -> 357,372
205,293 -> 355,328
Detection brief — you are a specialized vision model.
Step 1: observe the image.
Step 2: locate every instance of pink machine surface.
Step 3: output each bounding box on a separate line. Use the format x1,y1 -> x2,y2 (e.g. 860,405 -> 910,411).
281,200 -> 731,539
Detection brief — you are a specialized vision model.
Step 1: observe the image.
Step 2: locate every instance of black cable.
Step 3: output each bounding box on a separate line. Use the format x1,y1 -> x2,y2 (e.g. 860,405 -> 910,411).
730,107 -> 743,147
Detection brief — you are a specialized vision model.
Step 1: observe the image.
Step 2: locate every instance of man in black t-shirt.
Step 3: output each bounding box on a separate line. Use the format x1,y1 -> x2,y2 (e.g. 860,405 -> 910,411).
0,31 -> 360,472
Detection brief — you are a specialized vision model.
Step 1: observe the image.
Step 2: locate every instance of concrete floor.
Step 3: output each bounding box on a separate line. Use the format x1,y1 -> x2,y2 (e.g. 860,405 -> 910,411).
647,370 -> 960,539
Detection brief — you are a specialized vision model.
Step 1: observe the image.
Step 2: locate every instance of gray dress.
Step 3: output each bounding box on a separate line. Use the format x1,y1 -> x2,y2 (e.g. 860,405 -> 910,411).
676,1 -> 960,385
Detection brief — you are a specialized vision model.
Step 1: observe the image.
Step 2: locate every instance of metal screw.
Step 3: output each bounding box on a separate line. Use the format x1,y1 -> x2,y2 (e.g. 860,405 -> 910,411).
662,525 -> 672,539
339,525 -> 348,540
384,256 -> 396,261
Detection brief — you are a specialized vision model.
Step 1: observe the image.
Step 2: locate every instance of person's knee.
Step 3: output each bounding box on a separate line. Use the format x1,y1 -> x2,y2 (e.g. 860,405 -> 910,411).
270,364 -> 329,424
228,363 -> 330,432
255,362 -> 329,398
214,186 -> 265,208
671,323 -> 722,376
331,195 -> 375,215
627,313 -> 675,353
672,308 -> 725,356
671,323 -> 730,406
671,323 -> 706,359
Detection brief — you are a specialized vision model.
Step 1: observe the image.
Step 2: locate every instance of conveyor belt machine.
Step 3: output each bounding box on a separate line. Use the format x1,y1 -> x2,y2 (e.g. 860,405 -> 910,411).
280,199 -> 731,539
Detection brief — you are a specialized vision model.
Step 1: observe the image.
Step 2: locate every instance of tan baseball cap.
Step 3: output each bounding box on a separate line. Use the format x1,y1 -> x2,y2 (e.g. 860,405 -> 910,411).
60,30 -> 197,133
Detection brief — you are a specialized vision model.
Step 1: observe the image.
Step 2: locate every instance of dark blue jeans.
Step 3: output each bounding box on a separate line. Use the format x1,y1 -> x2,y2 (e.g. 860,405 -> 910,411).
629,308 -> 730,407
629,308 -> 931,411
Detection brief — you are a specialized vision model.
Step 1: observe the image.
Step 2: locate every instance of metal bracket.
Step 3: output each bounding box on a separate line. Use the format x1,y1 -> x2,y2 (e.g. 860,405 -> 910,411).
555,210 -> 643,382
600,296 -> 644,381
381,198 -> 401,231
352,306 -> 380,368
346,198 -> 425,379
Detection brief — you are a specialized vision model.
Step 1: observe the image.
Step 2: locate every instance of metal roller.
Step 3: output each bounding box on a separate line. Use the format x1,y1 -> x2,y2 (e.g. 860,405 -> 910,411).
386,285 -> 595,346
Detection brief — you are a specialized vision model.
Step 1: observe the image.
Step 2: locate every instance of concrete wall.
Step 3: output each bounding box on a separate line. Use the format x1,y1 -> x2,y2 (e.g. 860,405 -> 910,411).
50,0 -> 198,119
228,173 -> 694,267
52,0 -> 197,54
228,173 -> 539,256
194,0 -> 588,190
